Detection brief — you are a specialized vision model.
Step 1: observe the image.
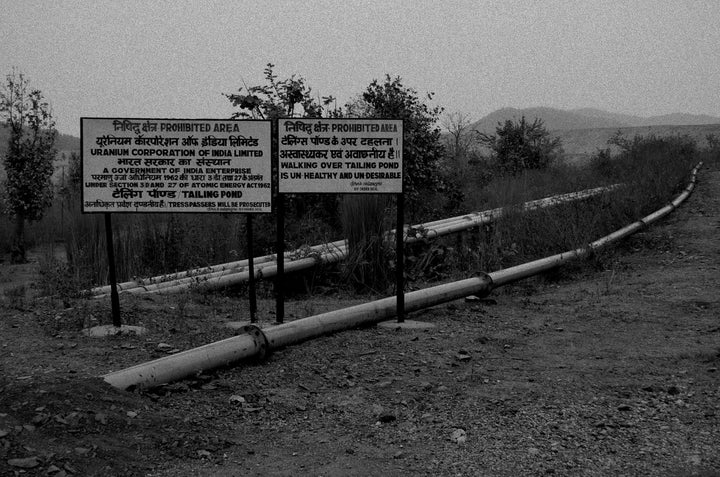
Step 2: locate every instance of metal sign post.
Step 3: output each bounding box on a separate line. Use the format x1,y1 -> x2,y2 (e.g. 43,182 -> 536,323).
246,214 -> 257,323
276,118 -> 404,320
82,118 -> 272,326
396,193 -> 405,322
103,213 -> 122,327
275,194 -> 285,324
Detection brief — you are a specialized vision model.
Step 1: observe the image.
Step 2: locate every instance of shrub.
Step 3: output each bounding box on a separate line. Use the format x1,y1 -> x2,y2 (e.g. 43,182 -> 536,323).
478,116 -> 563,176
591,133 -> 697,216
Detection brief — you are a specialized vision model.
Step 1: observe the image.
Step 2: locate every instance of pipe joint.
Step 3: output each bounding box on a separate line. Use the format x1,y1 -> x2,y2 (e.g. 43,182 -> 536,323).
473,271 -> 495,297
239,324 -> 271,361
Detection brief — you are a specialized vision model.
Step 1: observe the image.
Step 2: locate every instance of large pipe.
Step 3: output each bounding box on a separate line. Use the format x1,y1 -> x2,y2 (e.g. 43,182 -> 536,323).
92,241 -> 346,298
102,325 -> 269,390
103,273 -> 495,390
94,184 -> 620,298
102,165 -> 699,390
94,244 -> 348,298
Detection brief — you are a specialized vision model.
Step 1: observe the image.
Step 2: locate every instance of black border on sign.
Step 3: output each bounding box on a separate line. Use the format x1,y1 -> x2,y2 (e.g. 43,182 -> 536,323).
80,117 -> 273,214
277,117 -> 404,195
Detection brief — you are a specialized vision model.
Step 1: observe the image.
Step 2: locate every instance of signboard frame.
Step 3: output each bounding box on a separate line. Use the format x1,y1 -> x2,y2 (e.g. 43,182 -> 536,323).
81,117 -> 273,214
274,117 -> 406,324
81,117 -> 272,327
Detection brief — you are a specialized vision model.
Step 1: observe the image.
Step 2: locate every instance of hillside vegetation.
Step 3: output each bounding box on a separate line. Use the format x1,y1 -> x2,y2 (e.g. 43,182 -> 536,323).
467,107 -> 720,165
558,123 -> 720,162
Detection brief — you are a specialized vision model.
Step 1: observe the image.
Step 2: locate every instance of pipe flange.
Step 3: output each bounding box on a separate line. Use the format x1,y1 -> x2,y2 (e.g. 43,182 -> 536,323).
241,324 -> 271,361
472,271 -> 494,297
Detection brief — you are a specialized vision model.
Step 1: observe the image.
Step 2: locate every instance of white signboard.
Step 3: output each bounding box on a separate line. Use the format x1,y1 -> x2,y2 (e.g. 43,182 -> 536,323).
278,118 -> 403,193
82,118 -> 272,213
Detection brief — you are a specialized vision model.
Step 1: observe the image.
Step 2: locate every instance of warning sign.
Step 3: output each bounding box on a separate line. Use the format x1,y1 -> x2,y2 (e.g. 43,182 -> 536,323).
81,118 -> 272,213
278,118 -> 403,194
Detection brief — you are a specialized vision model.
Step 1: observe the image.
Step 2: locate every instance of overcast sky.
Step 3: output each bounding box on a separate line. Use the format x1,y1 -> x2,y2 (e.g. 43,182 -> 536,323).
2,0 -> 719,136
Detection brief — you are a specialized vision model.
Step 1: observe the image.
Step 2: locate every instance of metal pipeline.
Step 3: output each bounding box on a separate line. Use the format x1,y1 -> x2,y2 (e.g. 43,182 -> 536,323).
102,165 -> 699,390
103,274 -> 494,390
94,184 -> 620,298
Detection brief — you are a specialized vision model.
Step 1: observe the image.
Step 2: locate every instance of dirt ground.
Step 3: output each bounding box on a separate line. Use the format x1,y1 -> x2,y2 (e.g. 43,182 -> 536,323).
1,169 -> 719,477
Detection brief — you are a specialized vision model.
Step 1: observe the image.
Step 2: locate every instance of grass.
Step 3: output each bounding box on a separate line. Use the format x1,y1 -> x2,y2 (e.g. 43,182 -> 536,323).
339,194 -> 393,293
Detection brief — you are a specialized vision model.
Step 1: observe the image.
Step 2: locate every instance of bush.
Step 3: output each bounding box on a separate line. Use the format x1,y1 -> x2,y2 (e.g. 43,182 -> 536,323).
360,75 -> 451,220
591,133 -> 697,216
478,116 -> 563,176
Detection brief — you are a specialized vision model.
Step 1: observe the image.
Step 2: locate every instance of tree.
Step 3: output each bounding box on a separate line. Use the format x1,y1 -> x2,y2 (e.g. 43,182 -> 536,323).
346,77 -> 454,289
225,64 -> 341,252
0,69 -> 57,263
349,76 -> 457,290
442,111 -> 475,168
225,63 -> 336,120
361,75 -> 448,214
225,68 -> 456,291
227,68 -> 452,216
477,116 -> 562,176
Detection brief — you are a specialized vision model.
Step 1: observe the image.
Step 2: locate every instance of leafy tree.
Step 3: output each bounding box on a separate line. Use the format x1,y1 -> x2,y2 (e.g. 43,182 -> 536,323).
226,63 -> 336,120
361,75 -> 449,215
225,64 -> 341,255
477,116 -> 562,176
349,76 -> 459,290
225,68 -> 457,291
227,68 -> 454,217
0,69 -> 57,262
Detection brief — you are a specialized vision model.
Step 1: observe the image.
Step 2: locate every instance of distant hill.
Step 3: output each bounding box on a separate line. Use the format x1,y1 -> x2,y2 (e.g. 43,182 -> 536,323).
471,107 -> 625,134
471,107 -> 720,135
569,108 -> 720,128
568,108 -> 643,127
640,113 -> 720,126
558,123 -> 720,162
